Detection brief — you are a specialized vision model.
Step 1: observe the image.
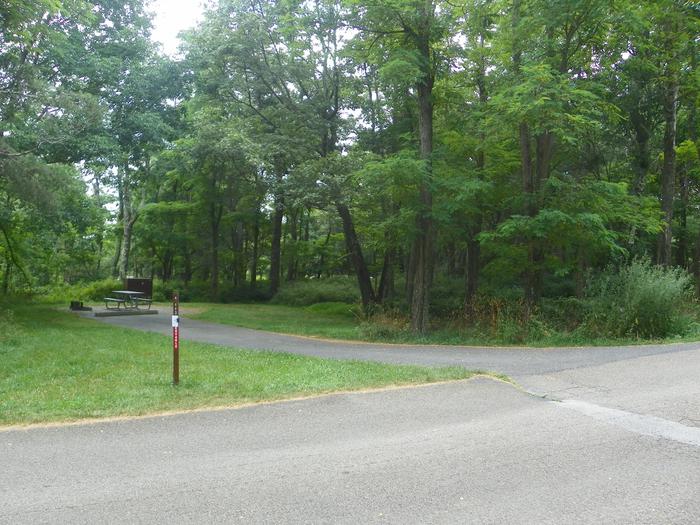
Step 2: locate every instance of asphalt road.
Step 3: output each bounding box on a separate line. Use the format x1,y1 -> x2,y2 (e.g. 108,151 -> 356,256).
1,312 -> 699,523
84,310 -> 700,376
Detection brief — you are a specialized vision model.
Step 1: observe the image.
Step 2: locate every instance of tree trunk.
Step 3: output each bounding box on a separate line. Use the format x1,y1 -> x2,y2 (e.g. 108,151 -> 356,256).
676,171 -> 688,268
118,214 -> 136,280
512,0 -> 545,311
520,123 -> 535,210
287,208 -> 298,282
409,12 -> 435,333
250,212 -> 260,289
631,113 -> 651,195
232,221 -> 245,288
336,202 -> 375,310
318,216 -> 332,279
659,73 -> 678,267
117,166 -> 142,281
377,249 -> 395,303
92,175 -> 104,278
535,131 -> 554,186
519,122 -> 538,308
209,203 -> 222,298
112,181 -> 124,277
446,243 -> 457,276
269,195 -> 284,295
465,49 -> 487,318
162,251 -> 173,281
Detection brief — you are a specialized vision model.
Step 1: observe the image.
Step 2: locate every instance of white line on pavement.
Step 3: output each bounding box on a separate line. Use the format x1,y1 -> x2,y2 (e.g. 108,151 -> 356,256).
557,399 -> 700,447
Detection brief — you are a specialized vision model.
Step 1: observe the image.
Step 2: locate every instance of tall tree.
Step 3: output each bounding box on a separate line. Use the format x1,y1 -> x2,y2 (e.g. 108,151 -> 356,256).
349,0 -> 455,331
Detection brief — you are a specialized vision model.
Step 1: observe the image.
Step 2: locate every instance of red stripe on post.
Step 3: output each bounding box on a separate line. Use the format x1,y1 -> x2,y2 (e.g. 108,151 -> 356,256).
173,292 -> 180,385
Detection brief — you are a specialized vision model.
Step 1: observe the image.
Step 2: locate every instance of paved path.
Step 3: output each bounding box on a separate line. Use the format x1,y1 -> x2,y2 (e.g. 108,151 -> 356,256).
85,310 -> 700,376
1,311 -> 698,523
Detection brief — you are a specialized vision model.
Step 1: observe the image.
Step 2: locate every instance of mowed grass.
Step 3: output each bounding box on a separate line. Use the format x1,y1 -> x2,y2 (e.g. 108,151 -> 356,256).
0,304 -> 473,426
187,302 -> 362,340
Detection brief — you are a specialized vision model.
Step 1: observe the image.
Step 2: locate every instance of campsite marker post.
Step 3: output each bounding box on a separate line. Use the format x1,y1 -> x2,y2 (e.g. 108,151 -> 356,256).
172,292 -> 180,386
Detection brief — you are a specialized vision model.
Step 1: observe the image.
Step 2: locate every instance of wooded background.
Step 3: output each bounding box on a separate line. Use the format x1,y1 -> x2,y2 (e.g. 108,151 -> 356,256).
1,0 -> 699,333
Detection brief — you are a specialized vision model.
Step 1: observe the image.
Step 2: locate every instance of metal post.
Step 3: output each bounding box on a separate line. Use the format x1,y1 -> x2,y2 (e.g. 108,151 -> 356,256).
172,292 -> 180,386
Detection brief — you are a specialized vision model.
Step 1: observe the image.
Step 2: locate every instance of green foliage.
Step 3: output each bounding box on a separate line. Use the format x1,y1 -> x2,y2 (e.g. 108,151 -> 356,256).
38,278 -> 123,303
379,50 -> 424,88
490,63 -> 608,141
271,277 -> 360,306
428,276 -> 466,317
41,278 -> 272,304
584,259 -> 693,339
154,280 -> 270,304
3,0 -> 700,346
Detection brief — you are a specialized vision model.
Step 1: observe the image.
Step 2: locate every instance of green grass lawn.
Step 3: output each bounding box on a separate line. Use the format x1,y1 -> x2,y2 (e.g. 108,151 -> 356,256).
186,302 -> 362,340
0,304 -> 474,426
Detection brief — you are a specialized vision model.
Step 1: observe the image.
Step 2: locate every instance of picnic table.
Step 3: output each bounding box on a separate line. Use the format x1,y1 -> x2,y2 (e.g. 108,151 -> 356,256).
105,290 -> 152,310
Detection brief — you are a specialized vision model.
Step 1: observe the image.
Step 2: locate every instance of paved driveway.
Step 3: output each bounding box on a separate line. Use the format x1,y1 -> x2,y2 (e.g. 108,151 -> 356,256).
1,312 -> 698,523
88,310 -> 700,376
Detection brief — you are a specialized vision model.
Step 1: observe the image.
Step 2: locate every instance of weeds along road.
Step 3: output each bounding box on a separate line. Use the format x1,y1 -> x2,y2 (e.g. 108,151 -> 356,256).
0,312 -> 698,523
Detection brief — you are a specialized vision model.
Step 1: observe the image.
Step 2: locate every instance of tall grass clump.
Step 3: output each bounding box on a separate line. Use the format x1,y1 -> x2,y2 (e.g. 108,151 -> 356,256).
584,259 -> 692,339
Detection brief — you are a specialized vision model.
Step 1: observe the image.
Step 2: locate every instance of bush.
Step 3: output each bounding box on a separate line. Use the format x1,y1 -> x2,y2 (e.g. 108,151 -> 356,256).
38,278 -> 122,303
271,276 -> 360,306
584,259 -> 692,339
539,297 -> 587,332
428,276 -> 465,317
358,308 -> 410,340
217,283 -> 271,303
466,296 -> 554,344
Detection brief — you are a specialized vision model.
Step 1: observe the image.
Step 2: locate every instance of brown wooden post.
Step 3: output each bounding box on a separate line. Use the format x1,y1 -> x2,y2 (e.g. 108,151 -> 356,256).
172,292 -> 180,386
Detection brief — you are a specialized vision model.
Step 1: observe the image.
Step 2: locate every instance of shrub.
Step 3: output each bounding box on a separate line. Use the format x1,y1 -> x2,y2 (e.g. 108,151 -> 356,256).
584,259 -> 692,339
539,297 -> 587,332
358,308 -> 410,340
38,278 -> 122,303
217,283 -> 271,303
152,280 -> 272,303
157,279 -> 212,302
466,296 -> 554,344
428,276 -> 465,317
271,276 -> 360,306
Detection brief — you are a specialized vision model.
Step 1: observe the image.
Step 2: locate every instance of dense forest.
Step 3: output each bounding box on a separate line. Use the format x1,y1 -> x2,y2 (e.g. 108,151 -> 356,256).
2,0 -> 699,336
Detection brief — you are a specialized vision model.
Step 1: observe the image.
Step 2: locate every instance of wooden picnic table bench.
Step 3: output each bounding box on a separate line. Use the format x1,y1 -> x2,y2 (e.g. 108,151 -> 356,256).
104,297 -> 127,309
106,290 -> 151,310
101,280 -> 154,312
132,296 -> 153,310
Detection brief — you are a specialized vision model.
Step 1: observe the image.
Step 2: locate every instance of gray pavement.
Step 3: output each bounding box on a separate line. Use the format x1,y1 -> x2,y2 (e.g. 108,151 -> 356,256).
84,310 -> 700,376
1,311 -> 699,523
